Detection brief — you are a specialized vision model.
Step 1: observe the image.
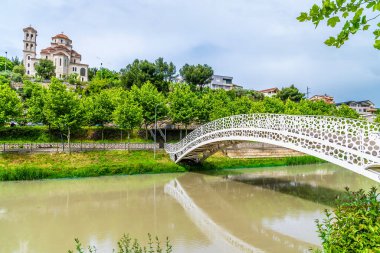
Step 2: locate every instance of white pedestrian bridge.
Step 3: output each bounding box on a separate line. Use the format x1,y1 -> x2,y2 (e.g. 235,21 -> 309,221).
165,114 -> 380,183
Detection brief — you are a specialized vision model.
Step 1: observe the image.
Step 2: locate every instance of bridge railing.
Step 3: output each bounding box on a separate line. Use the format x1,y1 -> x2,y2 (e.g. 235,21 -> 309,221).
165,114 -> 380,158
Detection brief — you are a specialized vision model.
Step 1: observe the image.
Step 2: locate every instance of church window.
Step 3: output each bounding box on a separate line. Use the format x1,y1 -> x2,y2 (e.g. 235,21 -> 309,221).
31,44 -> 33,49
27,63 -> 30,67
26,43 -> 29,49
31,34 -> 34,39
28,56 -> 30,60
61,39 -> 63,43
27,70 -> 30,75
80,68 -> 86,77
46,56 -> 48,59
59,58 -> 62,66
26,33 -> 29,38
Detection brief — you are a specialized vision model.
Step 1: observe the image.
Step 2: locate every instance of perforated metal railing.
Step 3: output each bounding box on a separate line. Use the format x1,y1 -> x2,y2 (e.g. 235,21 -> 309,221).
165,114 -> 380,182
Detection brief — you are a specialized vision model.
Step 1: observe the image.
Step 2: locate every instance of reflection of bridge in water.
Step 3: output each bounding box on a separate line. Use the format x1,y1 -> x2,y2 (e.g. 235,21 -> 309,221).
165,114 -> 380,182
165,173 -> 320,253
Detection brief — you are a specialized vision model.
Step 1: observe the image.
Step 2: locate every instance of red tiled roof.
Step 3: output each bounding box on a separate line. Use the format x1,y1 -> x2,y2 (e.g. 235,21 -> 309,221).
52,33 -> 70,40
259,88 -> 279,93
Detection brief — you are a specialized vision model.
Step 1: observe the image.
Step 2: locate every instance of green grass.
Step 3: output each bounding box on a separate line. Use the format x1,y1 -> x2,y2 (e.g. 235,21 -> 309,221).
0,151 -> 325,181
191,154 -> 326,171
0,150 -> 186,181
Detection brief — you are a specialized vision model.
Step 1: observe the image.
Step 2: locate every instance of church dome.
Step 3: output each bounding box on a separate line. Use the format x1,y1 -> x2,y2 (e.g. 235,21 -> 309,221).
52,33 -> 70,40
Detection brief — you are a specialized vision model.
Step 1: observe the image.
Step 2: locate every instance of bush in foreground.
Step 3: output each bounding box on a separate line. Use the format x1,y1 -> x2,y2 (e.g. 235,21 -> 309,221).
68,234 -> 172,253
315,187 -> 380,252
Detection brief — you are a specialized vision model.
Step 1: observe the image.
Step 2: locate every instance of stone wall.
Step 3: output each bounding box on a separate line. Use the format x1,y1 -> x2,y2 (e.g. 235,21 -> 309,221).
224,142 -> 304,158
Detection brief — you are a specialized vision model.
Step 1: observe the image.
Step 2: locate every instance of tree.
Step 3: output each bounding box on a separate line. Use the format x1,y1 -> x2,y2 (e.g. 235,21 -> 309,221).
26,83 -> 47,124
43,78 -> 83,153
13,65 -> 25,76
334,104 -> 360,119
375,109 -> 380,123
0,85 -> 22,125
0,57 -> 14,71
120,58 -> 176,92
11,56 -> 21,66
263,97 -> 285,113
113,92 -> 143,141
168,83 -> 199,133
179,64 -> 214,91
87,67 -> 98,81
298,0 -> 380,50
276,85 -> 305,102
83,90 -> 115,140
35,59 -> 55,79
130,82 -> 167,138
198,89 -> 231,122
229,96 -> 254,115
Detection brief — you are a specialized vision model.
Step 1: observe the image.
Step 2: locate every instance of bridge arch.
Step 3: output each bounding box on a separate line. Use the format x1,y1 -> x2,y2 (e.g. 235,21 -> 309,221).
165,114 -> 380,183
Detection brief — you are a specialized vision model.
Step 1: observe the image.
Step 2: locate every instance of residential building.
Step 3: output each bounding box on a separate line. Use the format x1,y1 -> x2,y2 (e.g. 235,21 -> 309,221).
206,75 -> 243,90
259,87 -> 279,97
23,26 -> 88,82
336,100 -> 377,121
310,94 -> 335,104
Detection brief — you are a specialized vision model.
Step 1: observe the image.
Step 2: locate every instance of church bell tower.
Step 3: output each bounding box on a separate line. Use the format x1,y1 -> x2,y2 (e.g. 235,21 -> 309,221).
23,26 -> 38,75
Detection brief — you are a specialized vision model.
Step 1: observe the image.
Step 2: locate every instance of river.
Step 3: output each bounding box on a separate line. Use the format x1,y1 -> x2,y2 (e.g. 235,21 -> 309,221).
0,163 -> 378,253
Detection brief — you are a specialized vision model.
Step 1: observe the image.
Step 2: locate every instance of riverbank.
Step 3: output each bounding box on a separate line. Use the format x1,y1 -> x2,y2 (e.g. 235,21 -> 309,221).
0,151 -> 325,181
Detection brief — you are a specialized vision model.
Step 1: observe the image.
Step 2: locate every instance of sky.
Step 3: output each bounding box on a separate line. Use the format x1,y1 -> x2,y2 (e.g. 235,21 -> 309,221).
1,0 -> 380,105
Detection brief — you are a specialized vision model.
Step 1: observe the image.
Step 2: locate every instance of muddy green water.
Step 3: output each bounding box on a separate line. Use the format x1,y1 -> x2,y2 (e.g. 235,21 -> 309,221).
0,163 -> 378,253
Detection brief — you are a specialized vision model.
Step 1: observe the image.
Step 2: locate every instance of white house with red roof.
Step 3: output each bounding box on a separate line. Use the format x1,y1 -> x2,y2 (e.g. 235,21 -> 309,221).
23,26 -> 88,82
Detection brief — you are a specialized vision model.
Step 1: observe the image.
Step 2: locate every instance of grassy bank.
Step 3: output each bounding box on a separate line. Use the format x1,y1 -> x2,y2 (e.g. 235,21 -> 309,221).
0,151 -> 326,181
0,151 -> 186,181
196,153 -> 326,171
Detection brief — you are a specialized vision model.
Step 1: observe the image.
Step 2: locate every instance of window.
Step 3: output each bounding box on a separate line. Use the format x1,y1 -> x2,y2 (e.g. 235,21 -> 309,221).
26,33 -> 29,38
31,44 -> 33,49
27,63 -> 30,67
26,43 -> 29,49
74,59 -> 76,63
73,67 -> 75,71
80,68 -> 86,77
46,56 -> 48,59
28,56 -> 30,60
31,34 -> 34,39
61,39 -> 63,43
59,58 -> 62,66
27,70 -> 30,74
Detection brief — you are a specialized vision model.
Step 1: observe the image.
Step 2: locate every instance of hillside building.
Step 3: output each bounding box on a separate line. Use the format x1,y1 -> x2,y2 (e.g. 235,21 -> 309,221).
23,26 -> 88,81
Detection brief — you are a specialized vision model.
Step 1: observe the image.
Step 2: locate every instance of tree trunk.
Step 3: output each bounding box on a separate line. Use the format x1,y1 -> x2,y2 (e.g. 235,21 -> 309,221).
67,127 -> 71,155
120,129 -> 123,142
185,125 -> 188,136
60,132 -> 64,152
145,124 -> 148,140
101,127 -> 104,142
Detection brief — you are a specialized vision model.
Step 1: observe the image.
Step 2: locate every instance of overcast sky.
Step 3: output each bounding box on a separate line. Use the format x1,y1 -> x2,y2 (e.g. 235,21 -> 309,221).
1,0 -> 379,104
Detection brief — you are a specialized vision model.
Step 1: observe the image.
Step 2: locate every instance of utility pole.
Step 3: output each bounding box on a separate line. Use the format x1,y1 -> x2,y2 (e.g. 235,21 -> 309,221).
306,86 -> 311,99
4,51 -> 7,71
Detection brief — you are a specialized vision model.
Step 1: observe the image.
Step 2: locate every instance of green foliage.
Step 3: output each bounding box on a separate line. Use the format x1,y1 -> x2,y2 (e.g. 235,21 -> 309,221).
120,58 -> 176,92
179,64 -> 214,91
35,59 -> 55,79
26,83 -> 47,124
0,84 -> 23,125
87,67 -> 98,81
277,85 -> 305,102
113,91 -> 143,137
67,73 -> 81,85
334,104 -> 360,119
83,90 -> 115,126
168,83 -> 199,127
131,82 -> 167,128
375,113 -> 380,123
10,56 -> 21,66
68,234 -> 172,253
298,0 -> 380,50
0,56 -> 14,71
315,187 -> 380,252
13,65 -> 25,76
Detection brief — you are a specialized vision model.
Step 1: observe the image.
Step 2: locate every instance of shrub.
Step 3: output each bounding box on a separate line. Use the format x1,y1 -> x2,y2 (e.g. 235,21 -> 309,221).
315,187 -> 380,252
68,234 -> 173,253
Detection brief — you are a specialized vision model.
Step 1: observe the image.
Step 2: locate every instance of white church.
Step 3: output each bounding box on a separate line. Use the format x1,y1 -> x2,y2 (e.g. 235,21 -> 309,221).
23,26 -> 89,82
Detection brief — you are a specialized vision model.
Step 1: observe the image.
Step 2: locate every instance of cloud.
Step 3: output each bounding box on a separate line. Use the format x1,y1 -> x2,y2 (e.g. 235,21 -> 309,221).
1,0 -> 379,105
